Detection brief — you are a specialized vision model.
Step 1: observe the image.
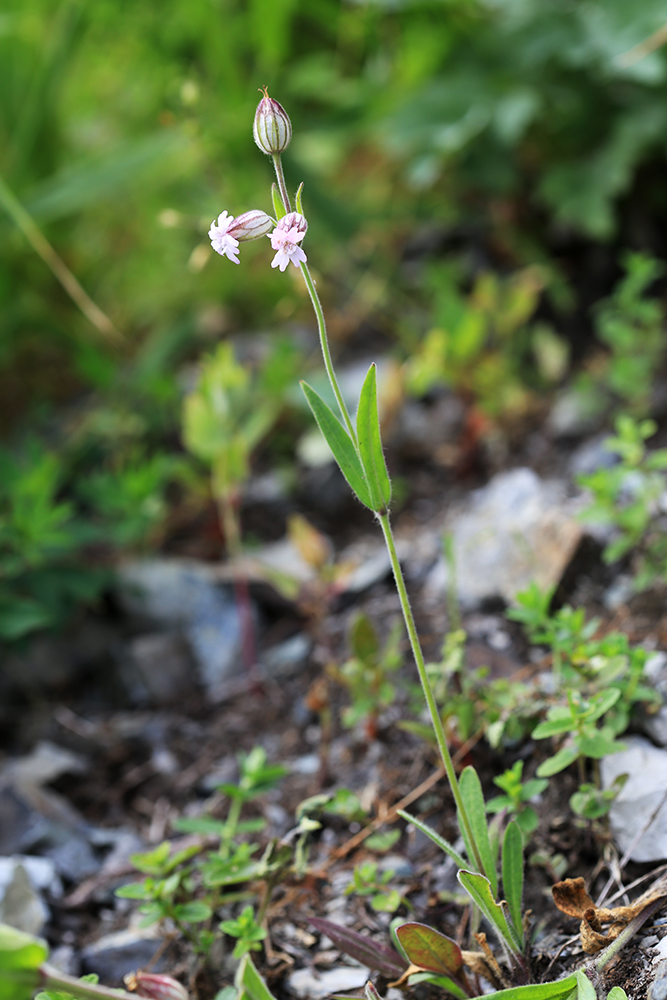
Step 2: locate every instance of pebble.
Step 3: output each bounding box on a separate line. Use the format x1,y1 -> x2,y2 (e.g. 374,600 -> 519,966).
287,966 -> 367,999
601,736 -> 667,862
423,468 -> 582,609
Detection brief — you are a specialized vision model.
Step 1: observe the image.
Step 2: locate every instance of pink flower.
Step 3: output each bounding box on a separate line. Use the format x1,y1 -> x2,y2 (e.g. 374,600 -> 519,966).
269,215 -> 307,272
208,211 -> 240,264
124,973 -> 189,1000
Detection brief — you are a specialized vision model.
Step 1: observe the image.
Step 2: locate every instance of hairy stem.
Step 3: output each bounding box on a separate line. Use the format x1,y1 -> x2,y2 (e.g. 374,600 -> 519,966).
40,964 -> 137,1000
299,261 -> 357,443
271,154 -> 292,214
377,511 -> 486,877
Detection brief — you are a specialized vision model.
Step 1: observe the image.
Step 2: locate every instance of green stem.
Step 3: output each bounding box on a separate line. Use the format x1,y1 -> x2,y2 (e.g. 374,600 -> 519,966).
299,261 -> 357,443
271,154 -> 292,214
377,511 -> 486,878
40,964 -> 137,1000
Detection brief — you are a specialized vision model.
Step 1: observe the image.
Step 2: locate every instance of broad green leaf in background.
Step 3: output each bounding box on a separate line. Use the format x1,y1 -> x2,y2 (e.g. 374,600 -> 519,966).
0,923 -> 48,1000
301,382 -> 373,509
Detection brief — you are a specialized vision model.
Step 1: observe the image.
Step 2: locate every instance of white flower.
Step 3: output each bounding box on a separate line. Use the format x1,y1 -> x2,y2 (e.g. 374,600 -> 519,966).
269,219 -> 307,272
208,211 -> 240,264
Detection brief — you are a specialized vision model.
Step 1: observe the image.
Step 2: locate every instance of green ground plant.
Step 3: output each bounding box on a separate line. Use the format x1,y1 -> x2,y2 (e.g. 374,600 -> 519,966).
578,415 -> 667,591
328,611 -> 403,739
571,254 -> 666,422
406,263 -> 561,421
116,746 -> 286,957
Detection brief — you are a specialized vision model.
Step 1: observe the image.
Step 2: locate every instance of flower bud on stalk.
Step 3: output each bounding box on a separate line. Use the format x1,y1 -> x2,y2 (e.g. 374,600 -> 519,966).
253,87 -> 292,155
124,972 -> 190,1000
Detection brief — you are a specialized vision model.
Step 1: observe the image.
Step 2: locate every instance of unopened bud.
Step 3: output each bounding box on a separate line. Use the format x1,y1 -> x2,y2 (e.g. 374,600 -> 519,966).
277,212 -> 307,236
253,88 -> 292,155
124,972 -> 189,1000
229,210 -> 274,242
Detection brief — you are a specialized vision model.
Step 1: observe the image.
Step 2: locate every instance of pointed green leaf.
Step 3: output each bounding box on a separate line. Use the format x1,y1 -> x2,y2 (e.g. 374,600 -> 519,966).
395,922 -> 462,976
457,871 -> 521,954
536,745 -> 580,777
467,976 -> 577,1000
459,766 -> 497,895
397,811 -> 467,869
301,382 -> 373,509
271,183 -> 286,220
235,955 -> 279,1000
295,182 -> 304,216
502,821 -> 524,947
356,365 -> 391,513
574,969 -> 596,1000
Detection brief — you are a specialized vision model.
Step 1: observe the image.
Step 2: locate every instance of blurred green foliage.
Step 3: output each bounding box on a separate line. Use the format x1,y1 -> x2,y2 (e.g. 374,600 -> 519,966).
1,0 -> 667,643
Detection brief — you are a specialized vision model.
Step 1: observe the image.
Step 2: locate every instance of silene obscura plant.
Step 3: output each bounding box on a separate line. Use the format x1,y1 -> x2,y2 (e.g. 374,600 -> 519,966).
200,88 -> 653,1000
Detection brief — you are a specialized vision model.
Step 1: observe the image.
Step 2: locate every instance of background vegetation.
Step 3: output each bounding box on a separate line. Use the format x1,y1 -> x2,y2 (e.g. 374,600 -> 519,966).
2,0 -> 667,641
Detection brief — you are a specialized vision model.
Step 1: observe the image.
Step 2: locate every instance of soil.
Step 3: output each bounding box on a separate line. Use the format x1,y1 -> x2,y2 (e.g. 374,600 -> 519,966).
3,299 -> 667,999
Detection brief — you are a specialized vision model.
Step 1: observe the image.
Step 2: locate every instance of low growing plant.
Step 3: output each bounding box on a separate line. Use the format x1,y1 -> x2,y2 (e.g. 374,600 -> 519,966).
116,746 -> 286,957
578,415 -> 667,592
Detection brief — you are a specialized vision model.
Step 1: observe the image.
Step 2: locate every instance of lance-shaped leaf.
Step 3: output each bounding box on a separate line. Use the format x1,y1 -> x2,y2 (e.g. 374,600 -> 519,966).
457,871 -> 522,954
394,923 -> 463,977
271,183 -> 286,221
295,182 -> 304,216
502,821 -> 524,948
397,810 -> 468,870
467,976 -> 578,1000
301,382 -> 373,509
309,918 -> 407,978
459,767 -> 497,895
236,954 -> 279,1000
356,364 -> 391,513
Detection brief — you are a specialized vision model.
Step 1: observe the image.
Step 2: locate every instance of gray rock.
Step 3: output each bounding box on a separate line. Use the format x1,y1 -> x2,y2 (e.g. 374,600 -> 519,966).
287,966 -> 367,1000
569,434 -> 619,477
119,632 -> 195,705
116,559 -> 246,695
81,927 -> 170,984
547,386 -> 604,438
424,468 -> 582,609
601,736 -> 667,862
0,859 -> 59,934
263,634 -> 312,677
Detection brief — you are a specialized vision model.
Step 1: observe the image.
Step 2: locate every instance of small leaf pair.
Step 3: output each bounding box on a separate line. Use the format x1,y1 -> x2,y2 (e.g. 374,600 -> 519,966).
301,365 -> 391,515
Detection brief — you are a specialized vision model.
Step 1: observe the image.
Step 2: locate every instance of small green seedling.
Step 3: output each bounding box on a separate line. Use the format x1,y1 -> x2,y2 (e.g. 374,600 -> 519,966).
486,761 -> 548,840
329,611 -> 403,739
345,860 -> 406,913
219,905 -> 267,959
533,689 -> 625,779
579,415 -> 667,592
116,746 -> 285,955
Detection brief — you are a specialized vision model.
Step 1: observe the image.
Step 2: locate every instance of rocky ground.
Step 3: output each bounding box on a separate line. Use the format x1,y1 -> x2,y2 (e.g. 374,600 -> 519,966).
2,377 -> 667,1000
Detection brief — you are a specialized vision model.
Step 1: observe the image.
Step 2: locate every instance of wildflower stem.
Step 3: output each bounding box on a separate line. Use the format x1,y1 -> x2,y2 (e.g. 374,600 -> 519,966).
300,260 -> 358,444
40,964 -> 136,1000
377,511 -> 486,877
271,154 -> 292,214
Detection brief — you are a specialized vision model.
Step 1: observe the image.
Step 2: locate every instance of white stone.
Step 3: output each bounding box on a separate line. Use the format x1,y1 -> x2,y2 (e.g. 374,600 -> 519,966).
287,967 -> 367,1000
601,736 -> 667,862
424,468 -> 582,609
